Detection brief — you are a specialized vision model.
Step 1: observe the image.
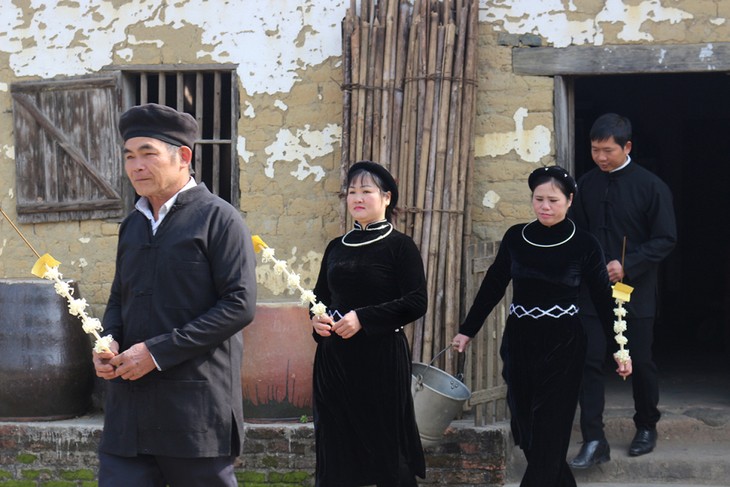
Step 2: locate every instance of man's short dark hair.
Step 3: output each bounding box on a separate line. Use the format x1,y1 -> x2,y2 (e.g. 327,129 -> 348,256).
590,113 -> 632,148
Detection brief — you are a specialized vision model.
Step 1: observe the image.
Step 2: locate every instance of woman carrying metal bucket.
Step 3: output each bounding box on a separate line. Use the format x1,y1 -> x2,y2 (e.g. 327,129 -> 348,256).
452,166 -> 633,487
310,161 -> 427,487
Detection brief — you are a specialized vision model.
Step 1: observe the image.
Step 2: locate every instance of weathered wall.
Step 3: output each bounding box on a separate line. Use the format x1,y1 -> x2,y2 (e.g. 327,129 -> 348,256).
1,0 -> 729,310
469,0 -> 730,242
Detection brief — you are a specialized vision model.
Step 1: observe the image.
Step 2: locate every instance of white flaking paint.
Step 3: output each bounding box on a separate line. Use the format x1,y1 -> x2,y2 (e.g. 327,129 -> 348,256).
482,190 -> 501,209
474,108 -> 551,163
3,145 -> 14,159
658,48 -> 667,64
0,82 -> 7,91
699,43 -> 716,70
78,258 -> 88,268
264,124 -> 340,182
481,0 -> 693,47
0,0 -> 346,96
595,0 -> 693,43
710,18 -> 726,26
237,136 -> 255,164
243,101 -> 255,119
79,237 -> 91,244
7,188 -> 13,199
699,43 -> 714,60
274,100 -> 289,111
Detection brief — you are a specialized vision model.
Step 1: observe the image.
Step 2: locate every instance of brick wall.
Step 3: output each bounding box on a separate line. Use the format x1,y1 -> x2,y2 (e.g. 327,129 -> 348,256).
0,417 -> 508,486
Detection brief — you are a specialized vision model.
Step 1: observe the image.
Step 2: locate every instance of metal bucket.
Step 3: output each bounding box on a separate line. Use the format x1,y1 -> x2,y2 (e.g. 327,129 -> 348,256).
411,351 -> 471,447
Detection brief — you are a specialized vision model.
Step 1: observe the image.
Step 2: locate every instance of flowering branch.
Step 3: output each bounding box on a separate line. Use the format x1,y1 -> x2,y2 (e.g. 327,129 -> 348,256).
252,235 -> 327,317
32,254 -> 113,353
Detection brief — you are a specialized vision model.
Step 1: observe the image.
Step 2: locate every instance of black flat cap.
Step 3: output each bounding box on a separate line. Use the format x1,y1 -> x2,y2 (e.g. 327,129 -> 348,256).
347,161 -> 399,218
119,103 -> 198,149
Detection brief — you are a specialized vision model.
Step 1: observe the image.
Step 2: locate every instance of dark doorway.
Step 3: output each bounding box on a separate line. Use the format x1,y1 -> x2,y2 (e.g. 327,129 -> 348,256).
573,73 -> 730,362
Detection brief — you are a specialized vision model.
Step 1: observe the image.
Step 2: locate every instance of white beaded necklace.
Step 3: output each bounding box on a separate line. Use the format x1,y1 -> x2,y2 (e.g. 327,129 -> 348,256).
341,221 -> 394,247
521,218 -> 576,248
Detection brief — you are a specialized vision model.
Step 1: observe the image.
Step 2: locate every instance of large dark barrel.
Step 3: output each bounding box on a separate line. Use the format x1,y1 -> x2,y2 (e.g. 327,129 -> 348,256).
0,279 -> 94,420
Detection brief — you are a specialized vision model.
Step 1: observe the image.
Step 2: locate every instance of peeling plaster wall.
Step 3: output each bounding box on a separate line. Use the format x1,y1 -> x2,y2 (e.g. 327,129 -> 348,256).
1,0 -> 730,307
0,0 -> 346,307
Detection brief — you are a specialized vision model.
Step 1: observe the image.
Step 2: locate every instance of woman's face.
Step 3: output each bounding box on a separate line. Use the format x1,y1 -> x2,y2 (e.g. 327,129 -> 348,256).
347,173 -> 391,226
531,181 -> 572,227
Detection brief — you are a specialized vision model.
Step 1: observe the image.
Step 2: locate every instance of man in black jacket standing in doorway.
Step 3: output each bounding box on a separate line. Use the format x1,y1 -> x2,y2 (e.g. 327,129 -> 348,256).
569,113 -> 677,468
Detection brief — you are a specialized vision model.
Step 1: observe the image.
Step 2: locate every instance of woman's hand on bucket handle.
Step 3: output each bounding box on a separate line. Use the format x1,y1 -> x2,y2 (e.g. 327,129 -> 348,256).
452,333 -> 472,353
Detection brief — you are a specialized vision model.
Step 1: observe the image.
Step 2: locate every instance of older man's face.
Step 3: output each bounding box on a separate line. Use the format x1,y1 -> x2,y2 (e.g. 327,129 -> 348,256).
124,137 -> 190,208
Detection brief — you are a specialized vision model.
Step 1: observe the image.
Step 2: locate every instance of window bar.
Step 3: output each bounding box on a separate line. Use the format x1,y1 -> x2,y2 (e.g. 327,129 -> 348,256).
176,72 -> 185,112
194,72 -> 204,183
212,71 -> 222,195
158,72 -> 166,105
140,73 -> 148,104
229,71 -> 239,206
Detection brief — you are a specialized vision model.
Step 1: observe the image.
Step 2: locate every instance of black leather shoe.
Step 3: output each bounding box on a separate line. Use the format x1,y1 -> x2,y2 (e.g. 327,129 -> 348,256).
629,428 -> 657,456
569,439 -> 611,469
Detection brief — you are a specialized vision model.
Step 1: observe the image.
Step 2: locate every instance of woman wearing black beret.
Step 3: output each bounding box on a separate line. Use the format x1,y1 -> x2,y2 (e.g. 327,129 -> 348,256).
310,161 -> 427,487
452,165 -> 632,487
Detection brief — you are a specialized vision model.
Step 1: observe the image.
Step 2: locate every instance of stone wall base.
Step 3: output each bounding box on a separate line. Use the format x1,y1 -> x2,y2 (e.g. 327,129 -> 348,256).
0,416 -> 508,486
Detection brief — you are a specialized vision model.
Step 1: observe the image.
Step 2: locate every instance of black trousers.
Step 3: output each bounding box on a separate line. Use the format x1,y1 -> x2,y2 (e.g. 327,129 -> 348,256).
578,314 -> 660,441
98,452 -> 238,487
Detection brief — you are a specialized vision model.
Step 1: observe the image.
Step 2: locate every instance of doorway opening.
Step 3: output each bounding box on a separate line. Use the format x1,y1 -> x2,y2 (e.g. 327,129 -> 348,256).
573,72 -> 730,365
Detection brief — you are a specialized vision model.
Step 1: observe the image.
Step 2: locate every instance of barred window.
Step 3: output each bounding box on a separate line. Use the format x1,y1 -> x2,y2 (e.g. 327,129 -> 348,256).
10,65 -> 239,223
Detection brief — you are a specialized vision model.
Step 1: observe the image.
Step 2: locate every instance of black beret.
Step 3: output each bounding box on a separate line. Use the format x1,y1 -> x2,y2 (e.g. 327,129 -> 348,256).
347,161 -> 399,212
528,165 -> 577,194
119,103 -> 198,149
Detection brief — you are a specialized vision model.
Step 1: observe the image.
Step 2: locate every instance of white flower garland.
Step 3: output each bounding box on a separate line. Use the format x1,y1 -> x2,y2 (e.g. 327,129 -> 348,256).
32,254 -> 113,353
611,282 -> 633,365
252,236 -> 327,317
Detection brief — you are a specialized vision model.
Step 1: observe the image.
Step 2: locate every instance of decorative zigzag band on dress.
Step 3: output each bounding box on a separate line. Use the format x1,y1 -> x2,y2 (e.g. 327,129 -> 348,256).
509,303 -> 579,319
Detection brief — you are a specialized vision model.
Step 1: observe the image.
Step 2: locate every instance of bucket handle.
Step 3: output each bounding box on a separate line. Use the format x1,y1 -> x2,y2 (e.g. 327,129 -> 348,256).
414,346 -> 452,392
428,345 -> 467,383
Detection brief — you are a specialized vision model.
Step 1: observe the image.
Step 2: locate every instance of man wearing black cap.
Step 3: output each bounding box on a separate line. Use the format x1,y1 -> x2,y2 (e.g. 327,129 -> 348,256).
92,103 -> 256,486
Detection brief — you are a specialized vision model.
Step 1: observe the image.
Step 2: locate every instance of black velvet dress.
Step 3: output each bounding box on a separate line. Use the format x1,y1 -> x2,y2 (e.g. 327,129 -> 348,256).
459,218 -> 614,487
312,221 -> 427,487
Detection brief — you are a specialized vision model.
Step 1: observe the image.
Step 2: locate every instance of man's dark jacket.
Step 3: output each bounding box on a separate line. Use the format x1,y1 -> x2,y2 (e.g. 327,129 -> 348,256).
100,183 -> 256,457
571,162 -> 676,318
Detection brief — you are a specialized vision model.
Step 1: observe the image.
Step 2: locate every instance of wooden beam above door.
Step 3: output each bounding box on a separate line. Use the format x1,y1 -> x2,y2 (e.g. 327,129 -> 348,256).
513,42 -> 730,75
